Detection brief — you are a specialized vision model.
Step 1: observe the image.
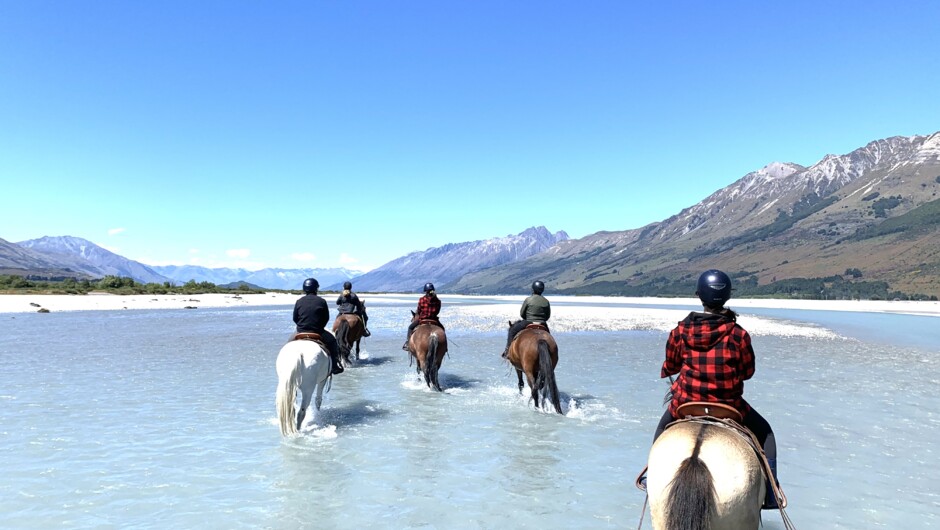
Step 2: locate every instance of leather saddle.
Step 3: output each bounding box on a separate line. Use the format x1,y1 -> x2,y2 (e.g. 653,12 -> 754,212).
524,322 -> 549,332
675,401 -> 743,423
291,332 -> 326,347
417,318 -> 444,329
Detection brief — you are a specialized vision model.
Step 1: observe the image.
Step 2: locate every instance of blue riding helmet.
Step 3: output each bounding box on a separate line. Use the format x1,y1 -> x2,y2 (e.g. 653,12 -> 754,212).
302,278 -> 319,294
423,282 -> 435,293
696,270 -> 732,307
532,280 -> 545,295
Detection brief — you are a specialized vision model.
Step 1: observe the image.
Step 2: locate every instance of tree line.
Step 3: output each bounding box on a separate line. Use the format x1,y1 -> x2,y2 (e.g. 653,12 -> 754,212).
0,275 -> 268,295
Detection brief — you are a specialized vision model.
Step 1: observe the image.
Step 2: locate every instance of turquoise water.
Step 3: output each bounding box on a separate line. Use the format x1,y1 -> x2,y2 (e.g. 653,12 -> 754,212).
1,299 -> 938,529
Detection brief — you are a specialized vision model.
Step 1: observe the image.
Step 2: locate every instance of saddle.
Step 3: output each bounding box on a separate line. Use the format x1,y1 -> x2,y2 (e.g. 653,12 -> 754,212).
675,401 -> 743,422
524,322 -> 549,332
417,318 -> 444,329
291,332 -> 326,347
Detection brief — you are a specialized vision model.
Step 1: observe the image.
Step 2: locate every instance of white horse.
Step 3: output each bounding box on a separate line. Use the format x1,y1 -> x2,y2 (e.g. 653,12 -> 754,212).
647,420 -> 765,530
275,339 -> 332,436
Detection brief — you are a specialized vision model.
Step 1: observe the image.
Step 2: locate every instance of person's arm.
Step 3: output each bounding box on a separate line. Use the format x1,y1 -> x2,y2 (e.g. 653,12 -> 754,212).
661,327 -> 683,377
520,298 -> 529,319
740,328 -> 756,381
544,300 -> 551,321
292,302 -> 300,325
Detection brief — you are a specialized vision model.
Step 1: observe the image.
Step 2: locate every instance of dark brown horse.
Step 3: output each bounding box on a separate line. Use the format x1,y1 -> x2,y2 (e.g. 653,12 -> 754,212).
506,322 -> 562,413
332,313 -> 365,364
407,311 -> 447,391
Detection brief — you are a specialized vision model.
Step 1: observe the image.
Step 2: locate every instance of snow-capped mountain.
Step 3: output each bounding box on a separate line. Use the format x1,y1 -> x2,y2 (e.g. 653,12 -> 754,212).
17,236 -> 172,284
451,132 -> 940,295
152,265 -> 360,291
342,226 -> 569,292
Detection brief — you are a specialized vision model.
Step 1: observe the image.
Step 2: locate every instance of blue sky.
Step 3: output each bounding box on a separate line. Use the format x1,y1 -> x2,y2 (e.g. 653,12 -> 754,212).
2,1 -> 938,272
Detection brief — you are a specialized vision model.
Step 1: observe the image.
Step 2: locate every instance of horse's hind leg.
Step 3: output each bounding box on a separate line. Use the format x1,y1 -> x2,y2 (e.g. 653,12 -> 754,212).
355,339 -> 361,360
527,373 -> 539,409
314,380 -> 326,411
516,369 -> 524,394
297,388 -> 312,430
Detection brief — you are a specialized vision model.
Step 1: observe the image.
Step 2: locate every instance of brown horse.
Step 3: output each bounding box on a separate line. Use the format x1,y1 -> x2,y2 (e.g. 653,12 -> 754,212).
506,322 -> 562,414
407,311 -> 447,391
332,313 -> 365,364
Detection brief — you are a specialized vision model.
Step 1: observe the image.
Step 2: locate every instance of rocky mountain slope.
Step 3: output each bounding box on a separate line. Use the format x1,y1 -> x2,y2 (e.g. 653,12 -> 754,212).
449,133 -> 940,297
344,226 -> 569,292
17,236 -> 172,284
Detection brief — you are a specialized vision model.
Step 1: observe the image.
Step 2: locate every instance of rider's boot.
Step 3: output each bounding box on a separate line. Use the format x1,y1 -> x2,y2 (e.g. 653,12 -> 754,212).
761,457 -> 780,510
363,328 -> 371,337
402,340 -> 409,351
330,352 -> 344,375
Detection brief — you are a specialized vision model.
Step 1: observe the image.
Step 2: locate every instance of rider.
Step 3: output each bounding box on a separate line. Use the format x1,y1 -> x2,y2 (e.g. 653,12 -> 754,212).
293,278 -> 344,375
501,280 -> 551,359
336,281 -> 371,337
652,269 -> 779,509
402,282 -> 442,351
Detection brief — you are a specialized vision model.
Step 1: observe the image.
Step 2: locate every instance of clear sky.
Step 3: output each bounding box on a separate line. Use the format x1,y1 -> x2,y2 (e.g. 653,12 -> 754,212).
2,1 -> 938,272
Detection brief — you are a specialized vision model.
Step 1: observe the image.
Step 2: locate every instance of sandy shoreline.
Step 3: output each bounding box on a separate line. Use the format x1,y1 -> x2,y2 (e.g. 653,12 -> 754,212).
1,292 -> 938,317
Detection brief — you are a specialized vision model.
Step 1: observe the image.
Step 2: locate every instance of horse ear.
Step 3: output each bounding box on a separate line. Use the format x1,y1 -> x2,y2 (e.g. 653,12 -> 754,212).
508,320 -> 512,326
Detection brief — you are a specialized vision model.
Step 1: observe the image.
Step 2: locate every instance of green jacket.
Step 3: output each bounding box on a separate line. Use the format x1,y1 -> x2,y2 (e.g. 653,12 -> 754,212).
520,294 -> 551,322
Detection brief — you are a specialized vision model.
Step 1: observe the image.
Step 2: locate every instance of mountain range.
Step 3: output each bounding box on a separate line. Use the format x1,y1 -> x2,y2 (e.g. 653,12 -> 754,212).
337,226 -> 569,292
0,227 -> 570,292
449,132 -> 940,296
3,131 -> 939,297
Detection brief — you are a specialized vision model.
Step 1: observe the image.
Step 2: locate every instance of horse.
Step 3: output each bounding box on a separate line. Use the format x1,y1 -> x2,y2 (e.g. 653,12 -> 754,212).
332,312 -> 365,364
274,336 -> 332,436
646,414 -> 767,530
505,322 -> 562,414
406,311 -> 447,391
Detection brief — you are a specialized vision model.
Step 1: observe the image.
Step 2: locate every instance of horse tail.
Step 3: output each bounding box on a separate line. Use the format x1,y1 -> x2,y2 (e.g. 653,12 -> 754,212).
424,332 -> 438,388
275,346 -> 304,436
664,424 -> 716,530
536,339 -> 563,414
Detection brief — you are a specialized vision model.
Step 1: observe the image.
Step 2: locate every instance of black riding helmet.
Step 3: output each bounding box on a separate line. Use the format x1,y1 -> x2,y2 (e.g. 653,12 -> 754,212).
423,282 -> 435,293
696,270 -> 732,308
531,280 -> 545,295
343,281 -> 352,290
302,278 -> 319,294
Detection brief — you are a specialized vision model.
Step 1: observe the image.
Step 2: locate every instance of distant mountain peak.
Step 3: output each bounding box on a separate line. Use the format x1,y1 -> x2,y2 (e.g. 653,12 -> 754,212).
344,226 -> 568,292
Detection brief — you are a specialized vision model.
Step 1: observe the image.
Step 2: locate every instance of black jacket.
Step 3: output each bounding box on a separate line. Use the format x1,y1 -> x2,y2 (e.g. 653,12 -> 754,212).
293,294 -> 330,332
336,292 -> 364,315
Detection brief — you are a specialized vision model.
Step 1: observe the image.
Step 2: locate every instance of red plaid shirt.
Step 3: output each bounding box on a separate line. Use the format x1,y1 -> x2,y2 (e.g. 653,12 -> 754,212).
416,294 -> 441,320
661,311 -> 755,417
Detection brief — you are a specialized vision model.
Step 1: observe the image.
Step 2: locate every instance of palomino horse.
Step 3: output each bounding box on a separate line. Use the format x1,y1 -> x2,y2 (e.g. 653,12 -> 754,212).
332,312 -> 365,364
505,323 -> 562,414
275,335 -> 332,436
646,408 -> 767,530
406,311 -> 447,391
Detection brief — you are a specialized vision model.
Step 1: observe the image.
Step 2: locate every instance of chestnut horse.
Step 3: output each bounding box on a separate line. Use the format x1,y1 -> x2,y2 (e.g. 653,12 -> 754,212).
332,312 -> 365,364
406,311 -> 447,391
505,323 -> 562,414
